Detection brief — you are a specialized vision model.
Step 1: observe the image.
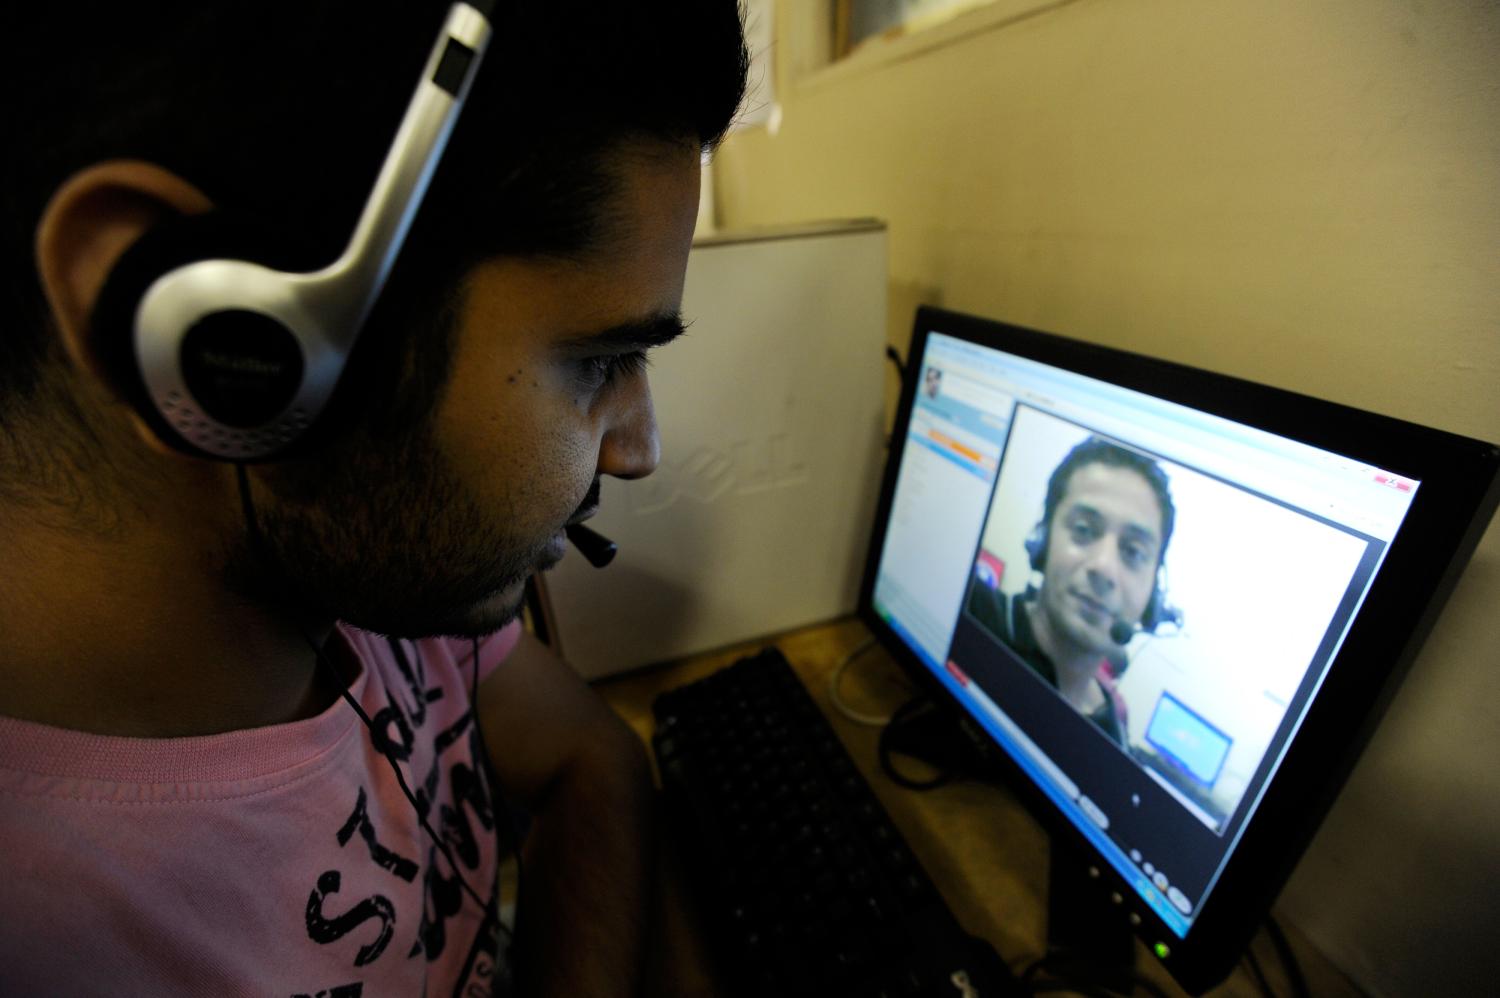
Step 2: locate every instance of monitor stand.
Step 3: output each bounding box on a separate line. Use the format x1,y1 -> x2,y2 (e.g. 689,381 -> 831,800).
879,696 -> 993,783
1043,843 -> 1137,988
883,698 -> 1137,984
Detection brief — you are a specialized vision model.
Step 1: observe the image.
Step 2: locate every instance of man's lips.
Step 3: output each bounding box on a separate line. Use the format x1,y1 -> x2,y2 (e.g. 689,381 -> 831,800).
566,480 -> 603,528
565,506 -> 599,528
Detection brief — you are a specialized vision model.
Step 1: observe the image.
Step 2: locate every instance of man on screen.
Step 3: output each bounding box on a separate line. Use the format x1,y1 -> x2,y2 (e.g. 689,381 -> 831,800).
968,437 -> 1177,746
924,366 -> 943,399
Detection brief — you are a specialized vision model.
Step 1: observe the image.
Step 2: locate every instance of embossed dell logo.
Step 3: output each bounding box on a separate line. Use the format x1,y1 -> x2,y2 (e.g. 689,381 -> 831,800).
627,434 -> 809,515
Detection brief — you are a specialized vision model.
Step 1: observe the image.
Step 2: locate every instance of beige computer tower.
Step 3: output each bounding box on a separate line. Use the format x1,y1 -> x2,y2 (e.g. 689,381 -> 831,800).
538,220 -> 889,679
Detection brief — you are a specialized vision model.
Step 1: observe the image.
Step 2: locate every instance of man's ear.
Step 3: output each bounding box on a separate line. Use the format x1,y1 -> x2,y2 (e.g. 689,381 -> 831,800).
34,160 -> 213,389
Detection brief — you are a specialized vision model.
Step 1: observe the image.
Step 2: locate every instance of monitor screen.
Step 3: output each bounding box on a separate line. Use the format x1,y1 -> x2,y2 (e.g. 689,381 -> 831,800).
860,307 -> 1499,992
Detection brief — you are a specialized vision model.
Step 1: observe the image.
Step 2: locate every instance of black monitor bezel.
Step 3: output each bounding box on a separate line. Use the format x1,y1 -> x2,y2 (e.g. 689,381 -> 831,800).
857,306 -> 1500,994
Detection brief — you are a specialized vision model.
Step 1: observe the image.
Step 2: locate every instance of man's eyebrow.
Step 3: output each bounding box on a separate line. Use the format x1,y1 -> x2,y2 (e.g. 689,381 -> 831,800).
1065,504 -> 1104,523
557,312 -> 688,352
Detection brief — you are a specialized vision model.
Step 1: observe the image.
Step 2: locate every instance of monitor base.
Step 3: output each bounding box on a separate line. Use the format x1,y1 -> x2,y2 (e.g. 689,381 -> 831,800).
883,698 -> 1138,984
880,696 -> 995,784
1043,845 -> 1137,985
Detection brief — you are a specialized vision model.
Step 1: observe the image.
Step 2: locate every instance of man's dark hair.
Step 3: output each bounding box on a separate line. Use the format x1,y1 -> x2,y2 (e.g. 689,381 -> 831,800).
3,0 -> 748,442
1040,436 -> 1176,562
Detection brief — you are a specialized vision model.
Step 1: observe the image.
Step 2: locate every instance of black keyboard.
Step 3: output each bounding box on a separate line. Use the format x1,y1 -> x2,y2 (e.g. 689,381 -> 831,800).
652,647 -> 1018,998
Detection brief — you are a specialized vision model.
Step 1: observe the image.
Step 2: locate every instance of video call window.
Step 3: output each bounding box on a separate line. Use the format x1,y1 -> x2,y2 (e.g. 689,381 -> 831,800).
958,405 -> 1377,835
872,327 -> 1437,939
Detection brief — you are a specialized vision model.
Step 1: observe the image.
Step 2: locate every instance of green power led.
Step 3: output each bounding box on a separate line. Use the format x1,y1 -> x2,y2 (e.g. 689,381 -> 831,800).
1154,942 -> 1171,960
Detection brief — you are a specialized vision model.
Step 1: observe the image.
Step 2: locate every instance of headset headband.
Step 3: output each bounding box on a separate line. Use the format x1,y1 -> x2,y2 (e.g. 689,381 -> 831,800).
130,2 -> 493,461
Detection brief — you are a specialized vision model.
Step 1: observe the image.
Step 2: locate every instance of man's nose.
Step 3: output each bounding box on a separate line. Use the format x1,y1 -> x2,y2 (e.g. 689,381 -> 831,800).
1084,542 -> 1122,593
597,381 -> 660,481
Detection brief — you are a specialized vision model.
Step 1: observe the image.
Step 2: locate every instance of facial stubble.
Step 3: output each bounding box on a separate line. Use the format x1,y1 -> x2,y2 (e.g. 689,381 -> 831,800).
223,418 -> 547,640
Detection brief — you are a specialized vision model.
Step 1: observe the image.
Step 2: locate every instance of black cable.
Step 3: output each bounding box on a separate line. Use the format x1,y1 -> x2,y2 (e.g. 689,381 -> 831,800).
314,636 -> 492,915
1265,915 -> 1310,998
885,344 -> 908,384
1019,952 -> 1174,998
1019,956 -> 1048,982
883,345 -> 912,450
1027,975 -> 1172,998
1121,973 -> 1173,998
1244,942 -> 1278,998
876,697 -> 954,791
234,463 -> 493,919
1027,984 -> 1119,998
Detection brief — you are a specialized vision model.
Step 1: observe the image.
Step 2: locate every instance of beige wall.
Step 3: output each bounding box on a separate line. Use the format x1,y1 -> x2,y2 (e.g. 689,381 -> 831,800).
713,2 -> 1500,995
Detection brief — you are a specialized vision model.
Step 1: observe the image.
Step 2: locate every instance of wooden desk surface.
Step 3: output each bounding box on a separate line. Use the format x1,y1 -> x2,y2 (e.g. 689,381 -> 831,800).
595,617 -> 1363,998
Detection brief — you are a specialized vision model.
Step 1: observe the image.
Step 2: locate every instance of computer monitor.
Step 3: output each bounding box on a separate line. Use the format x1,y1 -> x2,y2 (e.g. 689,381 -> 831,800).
858,306 -> 1499,993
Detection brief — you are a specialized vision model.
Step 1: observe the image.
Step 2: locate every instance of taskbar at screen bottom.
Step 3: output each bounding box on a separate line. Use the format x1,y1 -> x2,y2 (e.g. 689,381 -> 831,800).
873,603 -> 1194,940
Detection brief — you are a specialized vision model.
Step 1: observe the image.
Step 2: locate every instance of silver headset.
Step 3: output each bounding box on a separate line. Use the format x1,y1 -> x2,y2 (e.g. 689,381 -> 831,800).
129,2 -> 493,461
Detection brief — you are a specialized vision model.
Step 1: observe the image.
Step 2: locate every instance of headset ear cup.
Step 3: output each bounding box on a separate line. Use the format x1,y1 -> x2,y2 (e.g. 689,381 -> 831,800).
90,215 -> 213,417
88,214 -> 310,454
91,216 -> 272,407
1142,586 -> 1164,632
1141,563 -> 1173,632
1024,524 -> 1047,572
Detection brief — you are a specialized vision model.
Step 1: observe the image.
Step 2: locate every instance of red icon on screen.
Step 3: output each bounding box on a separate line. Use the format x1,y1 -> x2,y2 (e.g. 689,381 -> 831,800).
975,550 -> 1006,590
1374,474 -> 1413,493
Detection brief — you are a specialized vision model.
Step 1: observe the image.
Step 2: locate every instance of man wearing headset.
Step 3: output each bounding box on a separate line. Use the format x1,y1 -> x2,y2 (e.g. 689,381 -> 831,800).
967,437 -> 1177,747
0,2 -> 746,994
